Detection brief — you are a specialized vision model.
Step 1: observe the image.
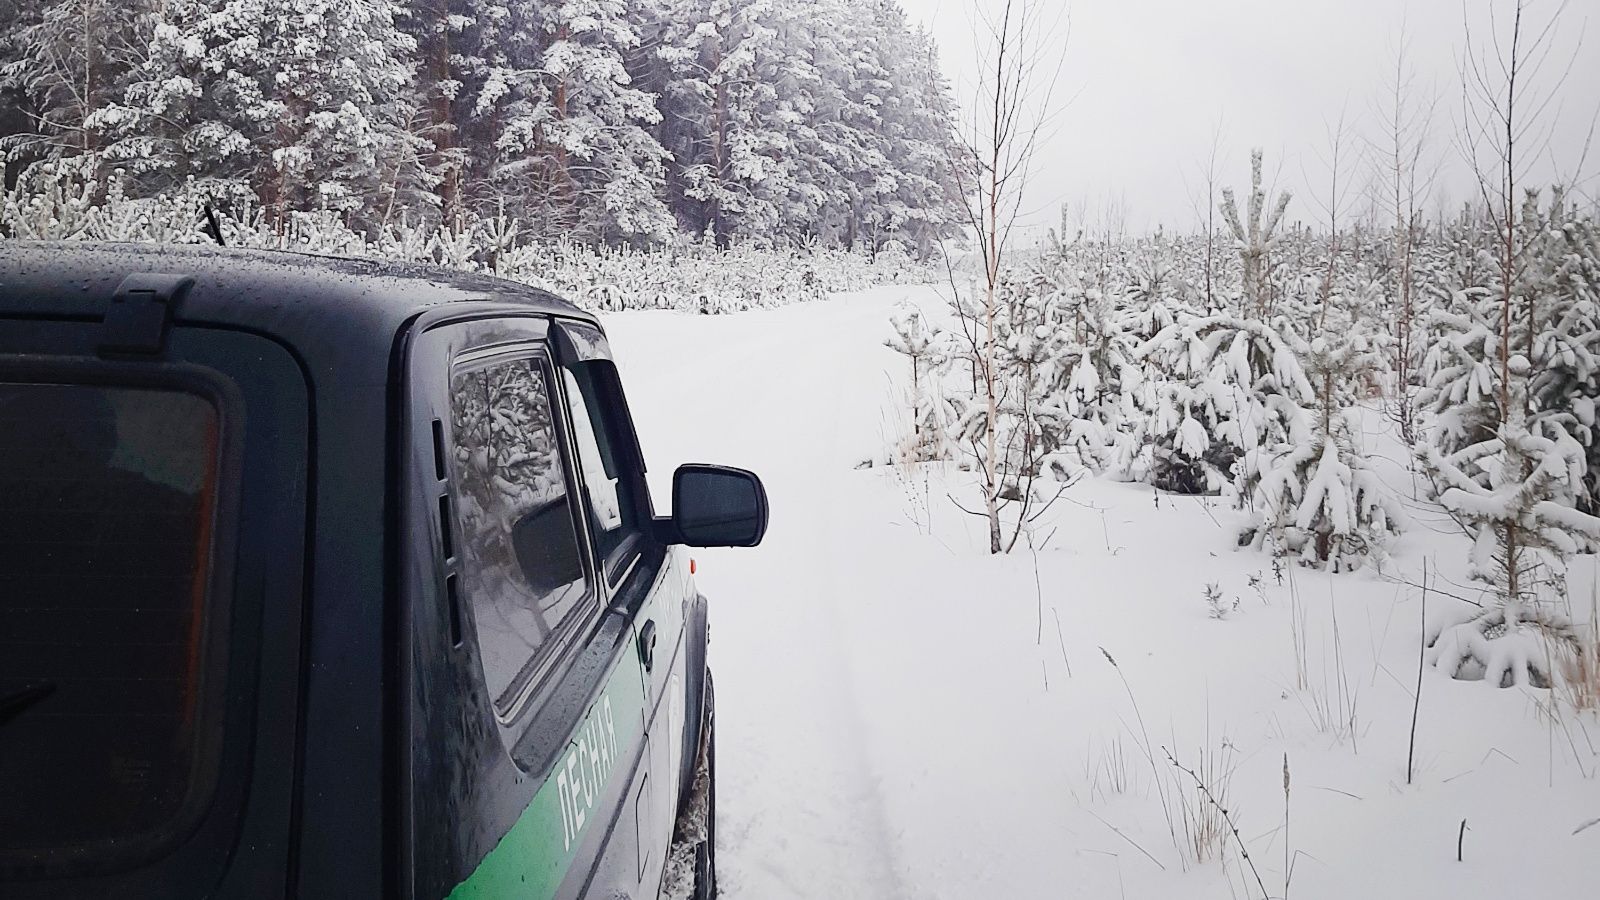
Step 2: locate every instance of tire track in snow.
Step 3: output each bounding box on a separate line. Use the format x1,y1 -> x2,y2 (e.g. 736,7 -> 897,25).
606,293 -> 913,899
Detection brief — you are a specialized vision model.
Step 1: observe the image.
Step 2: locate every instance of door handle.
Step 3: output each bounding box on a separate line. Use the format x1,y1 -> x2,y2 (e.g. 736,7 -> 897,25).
638,620 -> 657,672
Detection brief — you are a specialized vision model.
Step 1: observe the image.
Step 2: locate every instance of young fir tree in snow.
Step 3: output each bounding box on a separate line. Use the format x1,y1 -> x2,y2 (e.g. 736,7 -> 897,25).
1052,283 -> 1132,475
1111,262 -> 1200,482
1421,381 -> 1596,686
1118,148 -> 1305,495
1416,291 -> 1501,463
1240,281 -> 1403,569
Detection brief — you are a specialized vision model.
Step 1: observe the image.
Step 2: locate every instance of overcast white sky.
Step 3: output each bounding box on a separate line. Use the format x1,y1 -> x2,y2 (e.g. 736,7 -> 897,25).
900,0 -> 1600,242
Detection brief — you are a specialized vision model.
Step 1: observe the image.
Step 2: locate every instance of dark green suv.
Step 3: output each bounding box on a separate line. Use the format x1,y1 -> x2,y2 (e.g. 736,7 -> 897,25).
0,242 -> 767,899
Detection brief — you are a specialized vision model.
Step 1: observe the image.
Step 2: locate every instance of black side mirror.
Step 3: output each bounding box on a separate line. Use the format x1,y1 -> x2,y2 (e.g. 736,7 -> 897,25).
671,464 -> 768,548
512,494 -> 586,592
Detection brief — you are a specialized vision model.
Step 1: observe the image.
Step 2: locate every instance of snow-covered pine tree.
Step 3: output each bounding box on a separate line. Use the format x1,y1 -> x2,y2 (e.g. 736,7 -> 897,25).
1421,405 -> 1595,686
862,12 -> 961,257
401,0 -> 492,225
1132,309 -> 1314,496
484,0 -> 673,241
654,0 -> 792,245
1416,289 -> 1500,464
1,0 -> 960,249
1220,148 -> 1292,318
0,1 -> 33,134
1109,249 -> 1201,481
884,301 -> 951,463
93,0 -> 424,228
1241,278 -> 1403,569
0,0 -> 152,183
1420,192 -> 1600,686
1527,197 -> 1600,513
946,273 -> 1075,497
651,0 -> 958,251
1022,227 -> 1143,477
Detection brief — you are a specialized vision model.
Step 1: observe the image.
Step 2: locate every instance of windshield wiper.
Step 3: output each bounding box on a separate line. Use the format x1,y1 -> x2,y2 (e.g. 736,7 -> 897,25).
0,682 -> 56,727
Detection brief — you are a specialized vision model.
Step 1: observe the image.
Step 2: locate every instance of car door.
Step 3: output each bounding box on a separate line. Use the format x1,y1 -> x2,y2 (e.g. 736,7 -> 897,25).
549,320 -> 698,895
402,314 -> 654,900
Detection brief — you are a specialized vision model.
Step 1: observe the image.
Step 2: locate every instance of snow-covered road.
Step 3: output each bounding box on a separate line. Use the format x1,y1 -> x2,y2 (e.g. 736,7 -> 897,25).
608,289 -> 913,898
606,286 -> 1600,900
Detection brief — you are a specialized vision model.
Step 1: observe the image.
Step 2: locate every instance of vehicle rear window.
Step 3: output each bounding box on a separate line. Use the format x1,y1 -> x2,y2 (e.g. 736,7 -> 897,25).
0,382 -> 220,865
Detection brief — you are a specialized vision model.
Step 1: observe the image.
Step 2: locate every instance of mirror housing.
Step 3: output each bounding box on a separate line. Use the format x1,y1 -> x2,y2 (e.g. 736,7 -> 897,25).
670,464 -> 768,548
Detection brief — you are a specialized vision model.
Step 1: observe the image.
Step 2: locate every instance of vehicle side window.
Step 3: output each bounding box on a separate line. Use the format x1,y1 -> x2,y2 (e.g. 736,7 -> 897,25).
561,364 -> 642,581
562,370 -> 626,546
448,352 -> 594,720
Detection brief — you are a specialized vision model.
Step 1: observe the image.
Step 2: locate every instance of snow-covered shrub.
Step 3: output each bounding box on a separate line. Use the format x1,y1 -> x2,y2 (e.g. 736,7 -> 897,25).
1427,596 -> 1580,689
0,178 -> 936,313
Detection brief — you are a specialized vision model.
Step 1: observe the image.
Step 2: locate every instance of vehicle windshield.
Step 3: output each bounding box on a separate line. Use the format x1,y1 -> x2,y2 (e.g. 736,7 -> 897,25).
0,383 -> 219,866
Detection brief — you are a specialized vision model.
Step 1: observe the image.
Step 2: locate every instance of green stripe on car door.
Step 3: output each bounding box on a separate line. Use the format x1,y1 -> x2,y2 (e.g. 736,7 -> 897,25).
448,657 -> 646,899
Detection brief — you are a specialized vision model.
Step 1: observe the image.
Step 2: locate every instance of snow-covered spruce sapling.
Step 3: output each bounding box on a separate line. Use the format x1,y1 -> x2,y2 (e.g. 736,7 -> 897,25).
1419,5 -> 1600,689
1527,202 -> 1600,514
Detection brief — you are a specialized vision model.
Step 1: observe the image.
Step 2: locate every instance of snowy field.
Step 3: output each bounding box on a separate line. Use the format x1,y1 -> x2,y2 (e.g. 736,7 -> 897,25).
607,285 -> 1600,900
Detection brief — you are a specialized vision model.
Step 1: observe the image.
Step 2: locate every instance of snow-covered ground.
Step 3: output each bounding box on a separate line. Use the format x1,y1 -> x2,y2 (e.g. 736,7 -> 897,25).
606,286 -> 1600,900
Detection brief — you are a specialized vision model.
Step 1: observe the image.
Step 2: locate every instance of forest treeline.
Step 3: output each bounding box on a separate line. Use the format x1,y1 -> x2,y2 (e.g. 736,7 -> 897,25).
0,0 -> 964,252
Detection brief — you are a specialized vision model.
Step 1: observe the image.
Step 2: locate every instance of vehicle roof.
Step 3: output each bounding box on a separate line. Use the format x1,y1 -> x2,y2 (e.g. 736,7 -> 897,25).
0,240 -> 594,337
